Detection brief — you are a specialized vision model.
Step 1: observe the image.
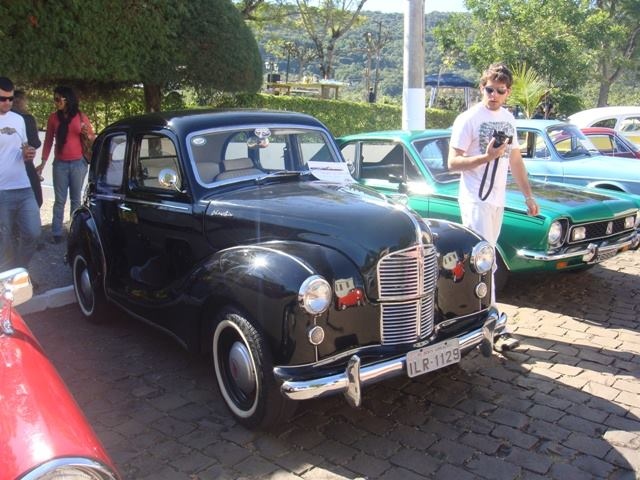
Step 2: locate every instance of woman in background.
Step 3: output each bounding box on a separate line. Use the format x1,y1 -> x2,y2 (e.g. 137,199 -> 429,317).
36,86 -> 95,244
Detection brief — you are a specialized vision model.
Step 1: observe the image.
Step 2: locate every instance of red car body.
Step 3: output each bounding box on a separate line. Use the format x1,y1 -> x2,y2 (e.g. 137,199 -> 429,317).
581,127 -> 640,159
0,268 -> 120,480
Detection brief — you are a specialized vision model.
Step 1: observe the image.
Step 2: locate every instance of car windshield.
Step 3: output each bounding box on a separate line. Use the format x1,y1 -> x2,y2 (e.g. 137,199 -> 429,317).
547,124 -> 600,159
187,126 -> 339,185
412,137 -> 460,183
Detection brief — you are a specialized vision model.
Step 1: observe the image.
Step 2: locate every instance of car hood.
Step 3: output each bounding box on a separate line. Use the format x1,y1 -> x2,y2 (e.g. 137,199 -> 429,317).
559,155 -> 640,180
432,179 -> 637,223
203,181 -> 426,267
506,180 -> 638,222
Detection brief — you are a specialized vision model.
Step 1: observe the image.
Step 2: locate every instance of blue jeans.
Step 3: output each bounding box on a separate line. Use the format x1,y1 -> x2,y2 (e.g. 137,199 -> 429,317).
0,188 -> 42,270
52,158 -> 88,237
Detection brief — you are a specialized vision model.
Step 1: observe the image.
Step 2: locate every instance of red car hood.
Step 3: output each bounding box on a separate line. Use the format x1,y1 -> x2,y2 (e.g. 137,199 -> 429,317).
0,309 -> 117,478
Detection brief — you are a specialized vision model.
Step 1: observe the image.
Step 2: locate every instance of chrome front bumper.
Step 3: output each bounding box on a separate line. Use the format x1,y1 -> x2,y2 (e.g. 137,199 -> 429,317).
280,309 -> 508,407
517,230 -> 640,262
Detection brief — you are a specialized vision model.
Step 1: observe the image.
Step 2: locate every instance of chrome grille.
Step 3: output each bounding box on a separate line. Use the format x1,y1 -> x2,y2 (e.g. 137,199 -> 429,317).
568,215 -> 635,244
378,245 -> 437,345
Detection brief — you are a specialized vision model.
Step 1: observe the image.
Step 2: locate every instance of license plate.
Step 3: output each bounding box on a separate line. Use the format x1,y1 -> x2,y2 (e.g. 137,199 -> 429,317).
406,339 -> 460,378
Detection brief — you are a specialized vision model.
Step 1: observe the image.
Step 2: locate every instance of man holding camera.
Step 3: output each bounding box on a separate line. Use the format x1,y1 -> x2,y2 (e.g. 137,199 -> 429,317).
449,63 -> 538,300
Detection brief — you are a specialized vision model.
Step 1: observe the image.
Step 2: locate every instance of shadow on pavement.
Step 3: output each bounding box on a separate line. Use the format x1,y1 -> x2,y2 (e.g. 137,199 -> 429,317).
26,298 -> 640,479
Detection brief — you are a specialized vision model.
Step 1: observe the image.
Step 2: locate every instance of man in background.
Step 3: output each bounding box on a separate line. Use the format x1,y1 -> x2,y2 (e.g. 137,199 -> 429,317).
12,89 -> 43,207
0,76 -> 41,271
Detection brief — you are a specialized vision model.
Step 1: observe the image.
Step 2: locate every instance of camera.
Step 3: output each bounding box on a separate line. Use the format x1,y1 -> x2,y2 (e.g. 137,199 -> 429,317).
492,130 -> 513,148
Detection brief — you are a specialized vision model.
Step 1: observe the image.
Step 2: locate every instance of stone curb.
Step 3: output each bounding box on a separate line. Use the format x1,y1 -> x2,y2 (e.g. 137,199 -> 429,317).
17,285 -> 76,316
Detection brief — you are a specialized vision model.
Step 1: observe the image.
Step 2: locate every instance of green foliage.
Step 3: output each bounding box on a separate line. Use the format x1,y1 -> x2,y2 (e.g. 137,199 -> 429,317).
509,64 -> 547,118
189,93 -> 455,136
2,0 -> 262,111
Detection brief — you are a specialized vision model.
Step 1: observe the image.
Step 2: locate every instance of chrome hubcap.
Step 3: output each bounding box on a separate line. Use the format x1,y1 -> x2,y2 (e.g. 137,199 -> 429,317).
228,341 -> 255,394
79,266 -> 92,301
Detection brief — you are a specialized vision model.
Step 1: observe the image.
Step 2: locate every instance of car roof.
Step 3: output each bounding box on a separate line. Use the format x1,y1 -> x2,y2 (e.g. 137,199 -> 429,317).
104,109 -> 328,135
569,106 -> 640,125
339,129 -> 451,141
580,126 -> 617,134
515,119 -> 568,129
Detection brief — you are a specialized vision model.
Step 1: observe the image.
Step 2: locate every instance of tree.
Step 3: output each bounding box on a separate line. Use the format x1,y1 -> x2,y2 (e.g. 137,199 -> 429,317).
2,0 -> 262,112
295,0 -> 368,79
588,0 -> 640,107
508,64 -> 547,118
433,0 -> 640,109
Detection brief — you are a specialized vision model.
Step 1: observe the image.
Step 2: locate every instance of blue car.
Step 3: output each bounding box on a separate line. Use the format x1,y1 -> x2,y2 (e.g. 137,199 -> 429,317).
516,119 -> 640,195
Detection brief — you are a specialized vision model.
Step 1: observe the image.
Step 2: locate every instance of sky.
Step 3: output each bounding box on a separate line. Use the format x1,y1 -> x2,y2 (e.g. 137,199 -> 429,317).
362,0 -> 467,13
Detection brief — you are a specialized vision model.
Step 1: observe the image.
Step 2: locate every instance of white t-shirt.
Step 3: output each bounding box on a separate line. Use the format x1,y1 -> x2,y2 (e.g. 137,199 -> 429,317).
450,103 -> 516,207
0,111 -> 30,191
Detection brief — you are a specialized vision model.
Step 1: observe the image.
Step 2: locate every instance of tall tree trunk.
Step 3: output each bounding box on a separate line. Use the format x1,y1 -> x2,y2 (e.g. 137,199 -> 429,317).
597,81 -> 611,107
143,83 -> 162,113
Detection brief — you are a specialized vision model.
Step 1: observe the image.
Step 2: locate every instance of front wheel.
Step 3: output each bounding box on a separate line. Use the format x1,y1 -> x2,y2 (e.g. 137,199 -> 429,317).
71,250 -> 108,322
212,308 -> 295,429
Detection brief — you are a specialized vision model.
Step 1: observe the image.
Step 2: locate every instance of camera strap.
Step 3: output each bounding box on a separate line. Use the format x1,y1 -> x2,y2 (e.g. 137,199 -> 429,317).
478,158 -> 499,201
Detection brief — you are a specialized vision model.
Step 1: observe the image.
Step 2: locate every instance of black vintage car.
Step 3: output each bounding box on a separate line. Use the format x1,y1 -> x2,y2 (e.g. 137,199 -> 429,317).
68,109 -> 512,428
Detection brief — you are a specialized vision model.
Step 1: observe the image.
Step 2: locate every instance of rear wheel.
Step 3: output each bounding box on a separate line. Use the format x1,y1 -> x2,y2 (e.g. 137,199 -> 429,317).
212,308 -> 295,429
71,250 -> 109,322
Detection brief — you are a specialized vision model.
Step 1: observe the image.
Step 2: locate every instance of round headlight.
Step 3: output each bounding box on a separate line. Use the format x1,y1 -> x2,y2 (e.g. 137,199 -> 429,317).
470,241 -> 495,274
298,275 -> 331,315
548,220 -> 564,246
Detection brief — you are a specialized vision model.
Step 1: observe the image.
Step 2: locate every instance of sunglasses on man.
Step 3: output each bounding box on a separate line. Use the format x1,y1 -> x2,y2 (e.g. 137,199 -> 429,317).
0,95 -> 14,102
484,86 -> 508,96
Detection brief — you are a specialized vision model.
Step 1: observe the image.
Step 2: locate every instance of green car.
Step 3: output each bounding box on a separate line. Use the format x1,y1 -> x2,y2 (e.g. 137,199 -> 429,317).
337,130 -> 640,289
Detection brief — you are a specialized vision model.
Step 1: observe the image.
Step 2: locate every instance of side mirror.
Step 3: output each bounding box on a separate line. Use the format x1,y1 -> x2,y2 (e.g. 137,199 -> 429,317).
158,168 -> 181,192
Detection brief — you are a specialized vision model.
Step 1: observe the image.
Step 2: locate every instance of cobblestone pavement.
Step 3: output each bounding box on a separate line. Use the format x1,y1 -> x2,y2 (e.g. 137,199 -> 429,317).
25,251 -> 640,480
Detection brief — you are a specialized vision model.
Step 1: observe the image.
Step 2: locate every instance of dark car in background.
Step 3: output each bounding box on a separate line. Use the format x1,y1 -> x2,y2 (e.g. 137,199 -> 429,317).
0,268 -> 120,480
68,109 -> 514,429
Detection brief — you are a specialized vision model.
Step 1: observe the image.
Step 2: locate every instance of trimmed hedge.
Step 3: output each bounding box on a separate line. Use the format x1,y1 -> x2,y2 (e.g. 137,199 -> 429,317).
213,93 -> 456,137
28,90 -> 457,136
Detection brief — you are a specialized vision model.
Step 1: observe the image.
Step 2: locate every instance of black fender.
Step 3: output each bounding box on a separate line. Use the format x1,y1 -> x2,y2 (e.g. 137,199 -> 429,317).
67,207 -> 108,294
191,241 -> 365,365
427,219 -> 493,320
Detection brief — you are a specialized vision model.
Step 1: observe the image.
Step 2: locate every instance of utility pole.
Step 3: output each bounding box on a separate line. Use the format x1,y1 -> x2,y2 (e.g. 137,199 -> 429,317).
402,0 -> 425,130
372,20 -> 383,102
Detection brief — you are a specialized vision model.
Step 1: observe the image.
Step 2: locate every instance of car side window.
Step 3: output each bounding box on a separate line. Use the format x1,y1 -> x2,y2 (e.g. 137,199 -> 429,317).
592,118 -> 616,129
133,134 -> 182,191
588,134 -> 615,154
518,131 -> 549,159
620,117 -> 640,133
358,142 -> 420,182
96,134 -> 127,192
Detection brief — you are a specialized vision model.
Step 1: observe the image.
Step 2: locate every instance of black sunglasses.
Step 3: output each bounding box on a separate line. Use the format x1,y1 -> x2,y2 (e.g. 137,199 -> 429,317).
0,95 -> 14,102
484,86 -> 508,95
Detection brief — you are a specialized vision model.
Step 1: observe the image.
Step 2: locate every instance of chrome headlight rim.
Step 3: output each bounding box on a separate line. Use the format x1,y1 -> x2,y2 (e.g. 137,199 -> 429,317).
22,457 -> 119,480
298,275 -> 332,315
470,241 -> 495,275
548,220 -> 566,247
